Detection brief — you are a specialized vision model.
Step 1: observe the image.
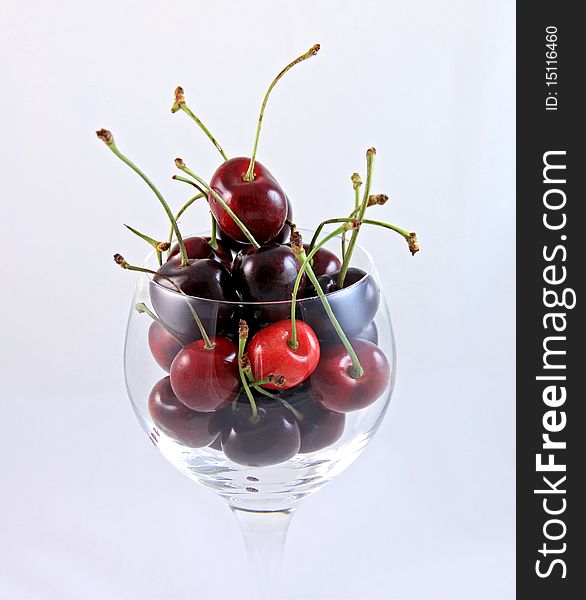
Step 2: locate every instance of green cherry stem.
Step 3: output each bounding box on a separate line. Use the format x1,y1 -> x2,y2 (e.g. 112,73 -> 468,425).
308,217 -> 419,255
363,219 -> 420,255
289,226 -> 364,378
175,158 -> 261,249
135,302 -> 183,345
238,320 -> 258,421
209,216 -> 218,250
113,254 -> 215,349
172,86 -> 228,161
124,224 -> 170,266
96,129 -> 189,267
243,44 -> 320,182
351,172 -> 362,211
338,148 -> 376,287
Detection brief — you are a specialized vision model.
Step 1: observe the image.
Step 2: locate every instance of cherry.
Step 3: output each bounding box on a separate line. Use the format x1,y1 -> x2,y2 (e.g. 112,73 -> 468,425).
150,257 -> 238,338
271,197 -> 293,244
148,321 -> 183,372
148,377 -> 217,447
311,339 -> 391,413
302,267 -> 380,341
168,236 -> 232,269
221,402 -> 301,467
297,397 -> 346,454
247,320 -> 320,390
209,157 -> 288,244
305,244 -> 341,276
170,337 -> 240,412
208,45 -> 319,245
232,243 -> 306,302
215,197 -> 293,249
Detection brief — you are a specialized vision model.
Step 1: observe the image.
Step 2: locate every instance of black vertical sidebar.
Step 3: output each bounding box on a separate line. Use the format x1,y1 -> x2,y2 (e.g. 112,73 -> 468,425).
517,2 -> 583,598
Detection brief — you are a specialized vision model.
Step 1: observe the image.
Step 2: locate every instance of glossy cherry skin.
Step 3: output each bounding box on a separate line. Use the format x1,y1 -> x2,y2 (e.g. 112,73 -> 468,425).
247,320 -> 320,390
311,339 -> 391,413
148,377 -> 217,447
300,267 -> 380,342
221,403 -> 301,467
217,197 -> 294,249
303,244 -> 341,277
169,337 -> 240,412
168,236 -> 232,269
297,397 -> 346,453
209,157 -> 288,244
270,197 -> 293,244
148,322 -> 183,372
150,257 -> 238,339
233,243 -> 306,303
294,244 -> 342,280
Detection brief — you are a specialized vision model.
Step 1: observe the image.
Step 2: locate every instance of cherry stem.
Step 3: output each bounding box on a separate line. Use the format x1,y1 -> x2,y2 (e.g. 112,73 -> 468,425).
113,254 -> 215,349
309,217 -> 418,255
289,227 -> 364,378
363,219 -> 420,255
125,224 -> 170,267
135,302 -> 183,345
243,44 -> 320,182
238,321 -> 258,421
96,129 -> 189,267
210,216 -> 218,250
172,86 -> 228,160
338,148 -> 376,287
249,386 -> 304,422
175,158 -> 261,249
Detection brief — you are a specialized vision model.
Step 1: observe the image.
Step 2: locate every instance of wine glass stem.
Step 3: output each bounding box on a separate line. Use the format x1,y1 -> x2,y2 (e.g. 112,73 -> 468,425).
231,507 -> 295,600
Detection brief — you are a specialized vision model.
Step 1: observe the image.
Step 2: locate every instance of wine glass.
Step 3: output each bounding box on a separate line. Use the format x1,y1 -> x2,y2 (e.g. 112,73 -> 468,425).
123,230 -> 396,599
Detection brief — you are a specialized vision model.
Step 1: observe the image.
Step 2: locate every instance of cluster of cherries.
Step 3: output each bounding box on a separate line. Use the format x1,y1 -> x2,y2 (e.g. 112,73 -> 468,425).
98,45 -> 418,467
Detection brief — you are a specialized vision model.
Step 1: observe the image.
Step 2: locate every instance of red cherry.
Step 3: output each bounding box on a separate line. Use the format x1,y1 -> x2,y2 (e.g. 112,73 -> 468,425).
168,235 -> 232,269
148,322 -> 183,372
311,339 -> 391,413
170,337 -> 240,412
247,320 -> 320,390
209,157 -> 288,244
148,377 -> 217,447
270,197 -> 293,244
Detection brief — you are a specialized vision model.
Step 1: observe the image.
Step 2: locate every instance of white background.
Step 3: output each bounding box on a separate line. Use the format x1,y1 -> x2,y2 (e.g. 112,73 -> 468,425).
0,1 -> 515,599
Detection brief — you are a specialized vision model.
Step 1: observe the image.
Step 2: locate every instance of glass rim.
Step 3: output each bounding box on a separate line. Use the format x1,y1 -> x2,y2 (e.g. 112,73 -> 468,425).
143,228 -> 376,307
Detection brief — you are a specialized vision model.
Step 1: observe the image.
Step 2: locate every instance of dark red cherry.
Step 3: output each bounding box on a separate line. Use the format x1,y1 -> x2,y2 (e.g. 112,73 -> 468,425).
148,322 -> 183,372
301,267 -> 380,342
311,339 -> 391,413
247,320 -> 320,390
270,197 -> 293,244
150,258 -> 238,339
297,397 -> 346,453
303,243 -> 341,277
168,236 -> 232,269
154,257 -> 237,300
209,157 -> 288,244
148,377 -> 217,447
232,243 -> 306,302
169,337 -> 240,412
221,403 -> 301,467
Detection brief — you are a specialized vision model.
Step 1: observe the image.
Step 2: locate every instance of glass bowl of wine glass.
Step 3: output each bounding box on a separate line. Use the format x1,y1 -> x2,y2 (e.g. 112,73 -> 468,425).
123,230 -> 396,599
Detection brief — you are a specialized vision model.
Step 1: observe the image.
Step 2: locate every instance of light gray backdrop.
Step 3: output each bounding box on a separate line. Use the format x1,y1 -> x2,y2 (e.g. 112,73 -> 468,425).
0,1 -> 515,598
